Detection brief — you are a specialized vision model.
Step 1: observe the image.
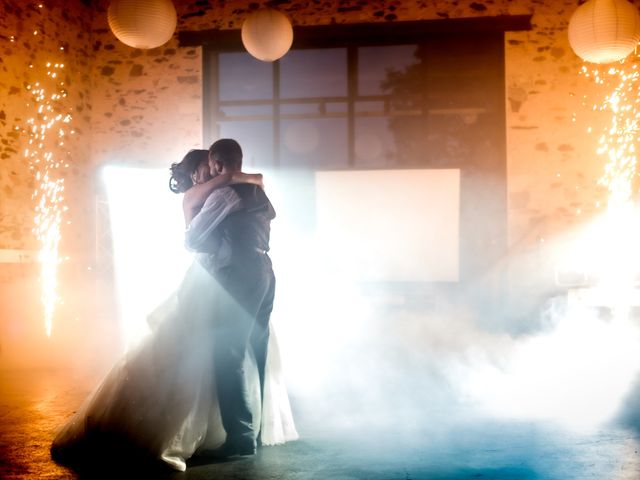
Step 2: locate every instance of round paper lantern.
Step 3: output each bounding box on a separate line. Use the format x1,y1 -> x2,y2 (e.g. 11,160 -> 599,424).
568,0 -> 640,64
108,0 -> 177,49
241,8 -> 294,62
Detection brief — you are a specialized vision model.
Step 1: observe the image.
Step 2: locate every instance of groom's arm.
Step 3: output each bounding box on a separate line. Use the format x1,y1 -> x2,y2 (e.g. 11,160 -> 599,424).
183,172 -> 263,225
184,187 -> 242,251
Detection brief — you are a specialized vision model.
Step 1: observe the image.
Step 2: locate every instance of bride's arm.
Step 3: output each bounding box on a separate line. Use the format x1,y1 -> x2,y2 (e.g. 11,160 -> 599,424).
183,173 -> 231,225
183,172 -> 264,225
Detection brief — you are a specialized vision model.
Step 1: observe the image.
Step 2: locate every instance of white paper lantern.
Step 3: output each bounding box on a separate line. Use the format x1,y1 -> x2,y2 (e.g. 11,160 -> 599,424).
568,0 -> 640,64
241,8 -> 294,62
108,0 -> 177,49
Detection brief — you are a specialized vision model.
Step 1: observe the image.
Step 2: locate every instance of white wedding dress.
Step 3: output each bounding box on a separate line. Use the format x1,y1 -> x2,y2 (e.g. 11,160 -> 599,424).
51,258 -> 298,471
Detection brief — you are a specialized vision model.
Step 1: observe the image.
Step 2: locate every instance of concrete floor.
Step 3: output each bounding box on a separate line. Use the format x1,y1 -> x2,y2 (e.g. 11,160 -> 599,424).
2,369 -> 640,479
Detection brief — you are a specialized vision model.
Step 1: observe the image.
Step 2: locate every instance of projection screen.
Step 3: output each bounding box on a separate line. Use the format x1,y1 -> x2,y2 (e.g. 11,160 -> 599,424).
315,169 -> 460,283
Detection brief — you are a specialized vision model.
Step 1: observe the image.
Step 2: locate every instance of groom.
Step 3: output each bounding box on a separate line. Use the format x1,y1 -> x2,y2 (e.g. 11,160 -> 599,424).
185,138 -> 276,457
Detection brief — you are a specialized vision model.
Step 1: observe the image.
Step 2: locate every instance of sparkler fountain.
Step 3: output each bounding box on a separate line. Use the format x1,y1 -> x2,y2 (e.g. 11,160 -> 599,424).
579,61 -> 640,319
21,8 -> 74,338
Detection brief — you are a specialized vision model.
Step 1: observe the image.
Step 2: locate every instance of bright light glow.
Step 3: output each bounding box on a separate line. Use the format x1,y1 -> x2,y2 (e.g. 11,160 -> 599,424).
102,167 -> 374,394
103,166 -> 192,348
25,62 -> 73,337
101,159 -> 640,431
267,229 -> 372,393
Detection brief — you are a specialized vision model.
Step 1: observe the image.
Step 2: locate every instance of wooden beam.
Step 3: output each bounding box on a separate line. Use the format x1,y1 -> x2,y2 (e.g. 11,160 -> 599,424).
179,15 -> 533,49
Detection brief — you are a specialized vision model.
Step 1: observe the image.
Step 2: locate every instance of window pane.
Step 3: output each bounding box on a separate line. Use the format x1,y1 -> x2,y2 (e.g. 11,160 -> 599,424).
218,120 -> 273,168
355,101 -> 386,115
355,117 -> 395,167
280,49 -> 347,99
358,45 -> 418,96
281,103 -> 321,116
220,105 -> 272,118
326,102 -> 347,114
219,52 -> 272,101
280,118 -> 347,169
424,37 -> 497,110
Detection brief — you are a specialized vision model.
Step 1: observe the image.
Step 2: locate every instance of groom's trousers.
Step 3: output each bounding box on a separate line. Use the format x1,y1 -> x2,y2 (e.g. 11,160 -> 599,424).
212,251 -> 275,447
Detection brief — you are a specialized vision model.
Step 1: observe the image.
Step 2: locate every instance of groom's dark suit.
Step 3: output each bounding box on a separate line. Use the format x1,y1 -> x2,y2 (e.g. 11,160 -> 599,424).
185,182 -> 276,451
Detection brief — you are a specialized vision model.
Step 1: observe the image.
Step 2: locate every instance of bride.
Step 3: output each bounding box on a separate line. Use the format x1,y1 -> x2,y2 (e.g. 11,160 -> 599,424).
51,149 -> 298,472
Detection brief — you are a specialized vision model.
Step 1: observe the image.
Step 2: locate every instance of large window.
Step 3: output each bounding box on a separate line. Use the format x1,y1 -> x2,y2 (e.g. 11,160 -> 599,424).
204,35 -> 504,172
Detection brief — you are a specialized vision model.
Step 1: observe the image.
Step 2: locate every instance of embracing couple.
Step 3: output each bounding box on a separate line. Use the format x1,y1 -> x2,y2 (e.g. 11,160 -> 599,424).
51,139 -> 298,471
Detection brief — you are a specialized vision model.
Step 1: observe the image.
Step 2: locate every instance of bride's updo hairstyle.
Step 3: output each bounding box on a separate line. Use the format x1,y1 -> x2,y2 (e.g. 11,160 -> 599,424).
169,149 -> 209,193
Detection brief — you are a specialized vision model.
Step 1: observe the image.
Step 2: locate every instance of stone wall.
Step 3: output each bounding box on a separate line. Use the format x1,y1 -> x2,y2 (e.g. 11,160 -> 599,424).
89,0 -> 202,169
0,0 -> 93,253
0,0 -> 94,367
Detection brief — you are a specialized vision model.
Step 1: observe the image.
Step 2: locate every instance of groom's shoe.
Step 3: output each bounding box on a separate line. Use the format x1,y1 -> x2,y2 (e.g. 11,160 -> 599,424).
201,439 -> 256,459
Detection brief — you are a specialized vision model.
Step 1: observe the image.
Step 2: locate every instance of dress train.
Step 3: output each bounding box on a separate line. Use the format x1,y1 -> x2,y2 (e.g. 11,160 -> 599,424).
51,260 -> 298,471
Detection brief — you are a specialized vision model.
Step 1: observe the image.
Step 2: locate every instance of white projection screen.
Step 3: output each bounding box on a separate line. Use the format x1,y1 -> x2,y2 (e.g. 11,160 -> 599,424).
315,169 -> 460,283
